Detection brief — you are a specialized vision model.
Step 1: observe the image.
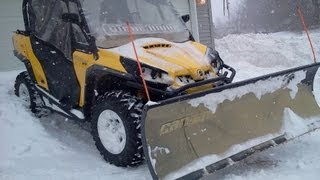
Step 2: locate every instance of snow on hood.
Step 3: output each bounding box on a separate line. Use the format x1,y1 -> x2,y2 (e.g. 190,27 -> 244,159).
108,38 -> 209,75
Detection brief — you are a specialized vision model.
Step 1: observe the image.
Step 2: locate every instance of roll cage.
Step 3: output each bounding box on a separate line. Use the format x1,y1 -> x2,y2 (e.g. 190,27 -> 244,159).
22,0 -> 99,58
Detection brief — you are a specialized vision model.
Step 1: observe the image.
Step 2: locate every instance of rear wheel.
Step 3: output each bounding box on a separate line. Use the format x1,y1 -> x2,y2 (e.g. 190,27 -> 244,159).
91,90 -> 144,167
14,71 -> 50,117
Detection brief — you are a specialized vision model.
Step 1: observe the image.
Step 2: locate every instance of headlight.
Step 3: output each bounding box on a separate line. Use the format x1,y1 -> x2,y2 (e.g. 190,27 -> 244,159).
205,48 -> 224,73
142,66 -> 174,85
120,57 -> 174,85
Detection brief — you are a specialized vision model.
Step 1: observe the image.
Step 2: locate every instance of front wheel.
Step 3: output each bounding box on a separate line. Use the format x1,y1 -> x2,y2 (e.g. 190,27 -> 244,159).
91,91 -> 144,167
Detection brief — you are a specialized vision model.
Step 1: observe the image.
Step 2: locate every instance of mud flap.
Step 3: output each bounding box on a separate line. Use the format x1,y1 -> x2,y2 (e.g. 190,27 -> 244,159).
142,63 -> 320,180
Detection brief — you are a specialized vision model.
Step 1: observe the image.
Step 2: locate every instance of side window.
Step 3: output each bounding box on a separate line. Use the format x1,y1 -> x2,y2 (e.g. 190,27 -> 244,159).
30,0 -> 71,59
72,24 -> 89,45
69,2 -> 89,47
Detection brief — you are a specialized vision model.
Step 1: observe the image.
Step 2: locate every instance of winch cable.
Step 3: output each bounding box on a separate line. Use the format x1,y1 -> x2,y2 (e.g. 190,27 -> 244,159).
297,5 -> 317,63
126,21 -> 151,101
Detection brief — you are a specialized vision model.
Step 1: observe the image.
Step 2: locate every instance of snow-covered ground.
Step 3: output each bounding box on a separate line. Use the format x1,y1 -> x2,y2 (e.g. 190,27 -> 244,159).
1,30 -> 319,180
0,71 -> 151,180
217,30 -> 320,82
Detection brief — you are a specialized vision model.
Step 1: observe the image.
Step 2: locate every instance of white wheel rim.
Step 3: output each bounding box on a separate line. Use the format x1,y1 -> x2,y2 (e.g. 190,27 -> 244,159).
19,83 -> 30,107
97,110 -> 127,155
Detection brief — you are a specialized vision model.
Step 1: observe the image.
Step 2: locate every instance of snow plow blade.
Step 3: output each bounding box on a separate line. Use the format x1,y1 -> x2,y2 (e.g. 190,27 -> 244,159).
142,63 -> 320,180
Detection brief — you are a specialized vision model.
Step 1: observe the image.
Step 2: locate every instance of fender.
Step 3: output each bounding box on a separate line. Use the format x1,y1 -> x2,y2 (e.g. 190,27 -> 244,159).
83,65 -> 136,117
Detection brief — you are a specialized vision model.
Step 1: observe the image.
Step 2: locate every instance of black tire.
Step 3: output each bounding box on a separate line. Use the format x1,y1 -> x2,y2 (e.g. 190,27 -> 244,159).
14,71 -> 50,117
91,90 -> 144,167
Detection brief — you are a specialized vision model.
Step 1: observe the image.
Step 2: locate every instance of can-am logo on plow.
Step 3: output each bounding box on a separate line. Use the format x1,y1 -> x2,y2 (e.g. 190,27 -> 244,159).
160,110 -> 211,136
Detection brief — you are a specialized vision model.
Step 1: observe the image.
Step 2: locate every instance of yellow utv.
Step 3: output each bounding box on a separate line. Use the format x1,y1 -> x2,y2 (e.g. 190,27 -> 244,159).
12,0 -> 320,179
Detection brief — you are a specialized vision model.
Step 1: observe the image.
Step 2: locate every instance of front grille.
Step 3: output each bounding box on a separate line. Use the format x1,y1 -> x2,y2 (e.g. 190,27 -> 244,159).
176,71 -> 215,85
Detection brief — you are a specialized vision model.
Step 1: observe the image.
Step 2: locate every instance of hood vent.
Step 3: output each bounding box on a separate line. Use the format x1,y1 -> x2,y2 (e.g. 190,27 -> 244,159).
143,44 -> 172,49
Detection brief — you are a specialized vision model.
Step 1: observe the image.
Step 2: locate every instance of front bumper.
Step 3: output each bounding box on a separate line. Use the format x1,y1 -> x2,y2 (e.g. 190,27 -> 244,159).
127,64 -> 236,98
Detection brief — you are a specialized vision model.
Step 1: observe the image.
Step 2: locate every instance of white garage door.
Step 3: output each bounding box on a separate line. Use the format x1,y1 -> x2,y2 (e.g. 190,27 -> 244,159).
0,0 -> 24,72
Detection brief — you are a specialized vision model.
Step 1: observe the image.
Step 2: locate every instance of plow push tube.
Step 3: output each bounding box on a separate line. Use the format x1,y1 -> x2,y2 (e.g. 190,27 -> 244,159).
142,63 -> 320,180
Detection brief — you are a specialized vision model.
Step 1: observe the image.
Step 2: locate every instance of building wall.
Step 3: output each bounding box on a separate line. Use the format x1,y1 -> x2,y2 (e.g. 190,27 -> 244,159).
0,0 -> 24,71
171,0 -> 215,48
196,1 -> 215,48
212,0 -> 320,37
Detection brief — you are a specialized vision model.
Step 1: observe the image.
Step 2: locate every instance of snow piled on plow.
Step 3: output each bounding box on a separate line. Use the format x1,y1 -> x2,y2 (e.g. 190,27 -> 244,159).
188,71 -> 306,113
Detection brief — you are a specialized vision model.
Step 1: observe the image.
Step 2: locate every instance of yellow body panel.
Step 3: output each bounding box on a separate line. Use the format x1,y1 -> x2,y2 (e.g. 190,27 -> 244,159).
73,52 -> 94,107
12,34 -> 48,90
73,50 -> 126,107
144,48 -> 211,79
139,43 -> 211,78
139,41 -> 215,93
14,32 -> 214,106
190,41 -> 208,55
118,40 -> 215,91
95,50 -> 127,72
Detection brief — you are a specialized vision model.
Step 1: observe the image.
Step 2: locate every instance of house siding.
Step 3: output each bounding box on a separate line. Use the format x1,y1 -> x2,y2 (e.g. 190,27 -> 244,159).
196,2 -> 215,48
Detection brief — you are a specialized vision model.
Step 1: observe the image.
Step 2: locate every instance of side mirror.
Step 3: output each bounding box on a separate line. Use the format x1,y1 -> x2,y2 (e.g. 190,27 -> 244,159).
181,14 -> 190,23
62,13 -> 80,24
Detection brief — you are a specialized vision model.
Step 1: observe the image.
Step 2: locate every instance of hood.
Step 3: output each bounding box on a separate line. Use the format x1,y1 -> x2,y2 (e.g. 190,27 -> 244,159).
108,38 -> 212,79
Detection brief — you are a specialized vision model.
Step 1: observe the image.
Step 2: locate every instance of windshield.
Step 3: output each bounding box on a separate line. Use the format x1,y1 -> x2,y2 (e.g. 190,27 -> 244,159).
81,0 -> 190,48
